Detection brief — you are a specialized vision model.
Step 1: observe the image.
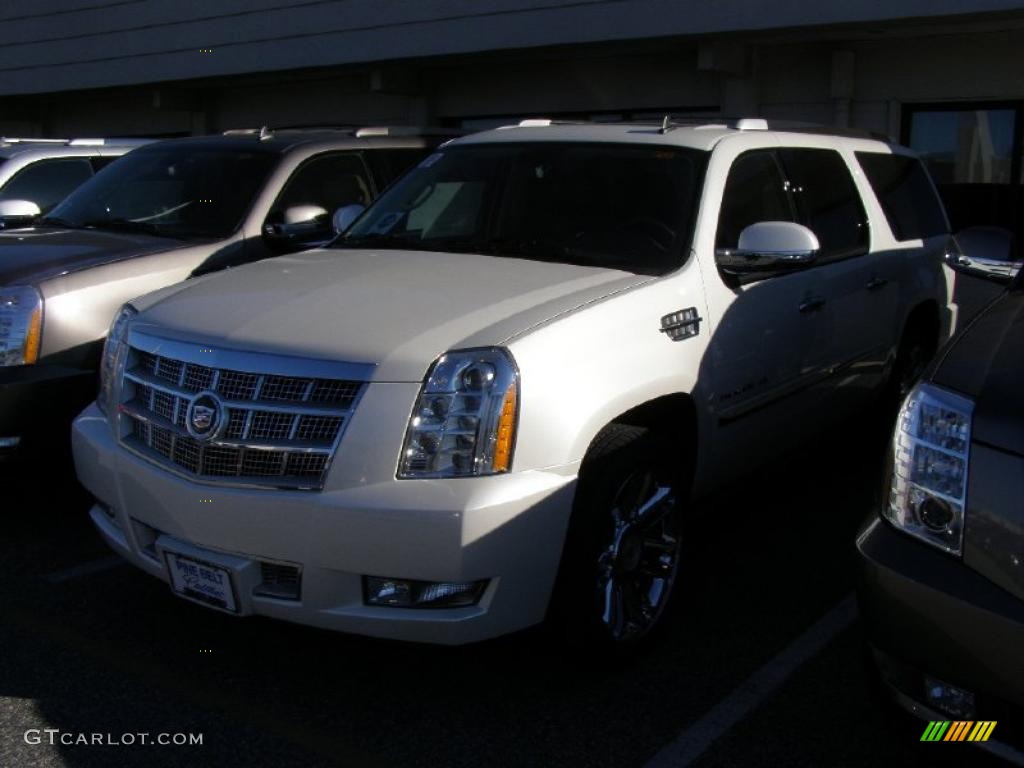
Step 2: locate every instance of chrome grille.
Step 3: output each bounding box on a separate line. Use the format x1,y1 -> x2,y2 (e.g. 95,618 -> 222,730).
118,337 -> 368,490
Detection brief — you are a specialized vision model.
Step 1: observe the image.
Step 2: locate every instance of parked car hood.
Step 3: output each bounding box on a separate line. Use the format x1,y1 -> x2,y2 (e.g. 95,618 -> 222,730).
932,289 -> 1024,456
132,248 -> 651,382
0,225 -> 183,285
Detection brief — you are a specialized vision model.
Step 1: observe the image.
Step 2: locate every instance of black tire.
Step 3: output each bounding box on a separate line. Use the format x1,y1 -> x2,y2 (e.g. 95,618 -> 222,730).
888,321 -> 935,405
549,423 -> 684,649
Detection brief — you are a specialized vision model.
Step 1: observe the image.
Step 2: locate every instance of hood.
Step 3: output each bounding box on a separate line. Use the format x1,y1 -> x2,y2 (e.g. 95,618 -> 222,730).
0,225 -> 183,285
932,289 -> 1024,456
132,248 -> 651,382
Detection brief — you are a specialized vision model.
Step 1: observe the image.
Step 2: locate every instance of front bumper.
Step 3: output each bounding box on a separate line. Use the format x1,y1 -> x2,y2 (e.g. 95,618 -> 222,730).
856,517 -> 1024,749
72,403 -> 578,645
0,362 -> 95,461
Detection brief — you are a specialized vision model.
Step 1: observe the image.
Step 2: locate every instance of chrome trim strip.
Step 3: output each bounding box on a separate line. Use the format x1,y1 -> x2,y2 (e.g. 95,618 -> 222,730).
119,403 -> 337,454
119,439 -> 328,492
128,328 -> 377,381
124,370 -> 355,417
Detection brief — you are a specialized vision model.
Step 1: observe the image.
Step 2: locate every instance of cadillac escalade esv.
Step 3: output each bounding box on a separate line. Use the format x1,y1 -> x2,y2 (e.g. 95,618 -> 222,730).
73,119 -> 961,646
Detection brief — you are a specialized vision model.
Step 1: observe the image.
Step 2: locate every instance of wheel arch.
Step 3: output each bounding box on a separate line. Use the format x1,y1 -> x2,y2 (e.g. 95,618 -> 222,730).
582,392 -> 700,497
900,299 -> 941,357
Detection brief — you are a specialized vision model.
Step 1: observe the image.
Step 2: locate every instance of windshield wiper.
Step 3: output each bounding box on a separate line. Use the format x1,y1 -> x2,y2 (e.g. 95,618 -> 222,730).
80,218 -> 166,237
336,232 -> 439,251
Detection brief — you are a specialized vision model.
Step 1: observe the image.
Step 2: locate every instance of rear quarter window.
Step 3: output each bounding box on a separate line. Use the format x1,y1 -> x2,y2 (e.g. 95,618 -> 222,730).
855,153 -> 949,241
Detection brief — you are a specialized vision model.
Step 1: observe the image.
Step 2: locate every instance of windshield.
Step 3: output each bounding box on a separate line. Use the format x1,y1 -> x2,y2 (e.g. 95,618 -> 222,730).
45,145 -> 280,239
339,142 -> 706,275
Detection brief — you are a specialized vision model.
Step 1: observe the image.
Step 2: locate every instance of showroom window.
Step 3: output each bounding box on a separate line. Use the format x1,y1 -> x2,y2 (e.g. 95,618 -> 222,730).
903,102 -> 1024,238
907,107 -> 1016,184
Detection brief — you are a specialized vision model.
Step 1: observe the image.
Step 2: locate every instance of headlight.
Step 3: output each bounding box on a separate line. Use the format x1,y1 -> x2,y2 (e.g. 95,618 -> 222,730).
885,382 -> 974,555
0,286 -> 43,366
98,305 -> 136,416
398,348 -> 519,478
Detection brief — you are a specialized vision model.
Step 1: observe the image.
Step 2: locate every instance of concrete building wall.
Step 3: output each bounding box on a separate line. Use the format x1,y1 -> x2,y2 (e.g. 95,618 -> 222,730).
1,2 -> 1023,143
2,0 -> 1023,96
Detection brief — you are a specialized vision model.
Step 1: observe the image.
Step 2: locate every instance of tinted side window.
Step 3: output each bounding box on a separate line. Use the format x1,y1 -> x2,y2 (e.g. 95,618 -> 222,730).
0,158 -> 93,213
716,150 -> 795,250
383,148 -> 432,185
779,148 -> 868,261
856,153 -> 949,241
274,153 -> 373,215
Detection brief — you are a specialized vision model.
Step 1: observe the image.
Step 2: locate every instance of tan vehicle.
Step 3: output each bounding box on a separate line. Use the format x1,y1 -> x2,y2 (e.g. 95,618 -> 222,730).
0,127 -> 451,459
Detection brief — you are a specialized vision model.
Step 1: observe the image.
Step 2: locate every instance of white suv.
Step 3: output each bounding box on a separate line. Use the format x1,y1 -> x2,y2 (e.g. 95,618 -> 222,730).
72,119 -> 957,646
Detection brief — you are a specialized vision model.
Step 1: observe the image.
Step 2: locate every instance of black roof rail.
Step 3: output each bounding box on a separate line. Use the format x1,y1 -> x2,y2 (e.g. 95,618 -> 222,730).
222,125 -> 463,140
498,116 -> 891,142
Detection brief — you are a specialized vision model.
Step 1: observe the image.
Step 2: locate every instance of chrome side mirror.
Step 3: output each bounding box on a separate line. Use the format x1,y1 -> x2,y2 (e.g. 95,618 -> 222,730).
0,199 -> 42,229
332,204 -> 365,235
946,226 -> 1020,285
715,221 -> 820,279
262,204 -> 331,246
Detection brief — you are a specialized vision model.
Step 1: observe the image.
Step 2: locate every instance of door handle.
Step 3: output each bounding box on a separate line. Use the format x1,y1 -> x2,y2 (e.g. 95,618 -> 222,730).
866,276 -> 888,291
799,296 -> 826,314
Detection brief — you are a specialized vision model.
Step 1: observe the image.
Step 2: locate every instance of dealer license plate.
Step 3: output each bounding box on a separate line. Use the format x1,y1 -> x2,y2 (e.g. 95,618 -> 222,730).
165,552 -> 238,613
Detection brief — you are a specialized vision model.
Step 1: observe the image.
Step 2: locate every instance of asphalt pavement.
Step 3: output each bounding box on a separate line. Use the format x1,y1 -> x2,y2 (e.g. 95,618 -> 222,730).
0,395 -> 1008,768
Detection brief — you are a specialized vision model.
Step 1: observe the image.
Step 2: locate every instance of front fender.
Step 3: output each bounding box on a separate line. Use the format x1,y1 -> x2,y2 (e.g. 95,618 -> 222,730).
507,280 -> 706,472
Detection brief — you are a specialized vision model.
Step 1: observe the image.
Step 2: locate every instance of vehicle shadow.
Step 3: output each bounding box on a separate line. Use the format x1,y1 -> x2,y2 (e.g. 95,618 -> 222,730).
1,401 -> 908,768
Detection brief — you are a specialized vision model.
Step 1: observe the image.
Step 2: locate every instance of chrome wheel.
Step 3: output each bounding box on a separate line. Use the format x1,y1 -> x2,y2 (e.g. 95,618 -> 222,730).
594,469 -> 680,643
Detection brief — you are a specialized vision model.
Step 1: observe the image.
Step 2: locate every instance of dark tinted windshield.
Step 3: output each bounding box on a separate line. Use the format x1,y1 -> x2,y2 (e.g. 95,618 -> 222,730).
46,145 -> 280,239
339,143 -> 706,275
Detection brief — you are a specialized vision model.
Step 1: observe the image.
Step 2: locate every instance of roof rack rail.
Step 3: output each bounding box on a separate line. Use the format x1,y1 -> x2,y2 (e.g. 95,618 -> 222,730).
503,115 -> 891,141
494,118 -> 589,130
353,126 -> 463,138
222,125 -> 461,139
0,137 -> 69,145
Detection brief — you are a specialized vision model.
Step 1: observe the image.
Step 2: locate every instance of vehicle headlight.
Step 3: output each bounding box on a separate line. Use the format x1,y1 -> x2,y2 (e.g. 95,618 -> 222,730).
885,382 -> 974,555
398,348 -> 519,478
98,305 -> 136,416
0,286 -> 43,367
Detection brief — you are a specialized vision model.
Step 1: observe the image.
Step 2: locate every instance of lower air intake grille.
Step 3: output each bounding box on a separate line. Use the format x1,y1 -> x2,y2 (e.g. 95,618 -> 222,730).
254,562 -> 302,600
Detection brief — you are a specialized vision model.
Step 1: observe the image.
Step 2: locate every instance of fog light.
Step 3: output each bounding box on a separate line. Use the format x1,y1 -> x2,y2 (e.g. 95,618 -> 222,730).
364,576 -> 487,608
924,675 -> 975,720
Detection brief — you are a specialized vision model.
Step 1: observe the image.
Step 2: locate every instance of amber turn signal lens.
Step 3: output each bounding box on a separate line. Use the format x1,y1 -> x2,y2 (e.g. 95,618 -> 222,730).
23,305 -> 42,364
492,384 -> 517,472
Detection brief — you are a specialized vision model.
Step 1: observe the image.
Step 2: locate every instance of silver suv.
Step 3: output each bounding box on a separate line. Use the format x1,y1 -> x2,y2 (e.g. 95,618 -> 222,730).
0,137 -> 150,227
0,126 -> 453,460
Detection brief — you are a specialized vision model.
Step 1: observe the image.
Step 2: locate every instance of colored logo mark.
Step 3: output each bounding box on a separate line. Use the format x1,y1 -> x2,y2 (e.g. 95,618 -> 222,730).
921,721 -> 997,742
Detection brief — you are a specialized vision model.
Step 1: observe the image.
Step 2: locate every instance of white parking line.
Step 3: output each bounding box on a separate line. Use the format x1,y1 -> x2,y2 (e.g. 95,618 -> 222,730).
43,555 -> 126,583
645,593 -> 858,768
